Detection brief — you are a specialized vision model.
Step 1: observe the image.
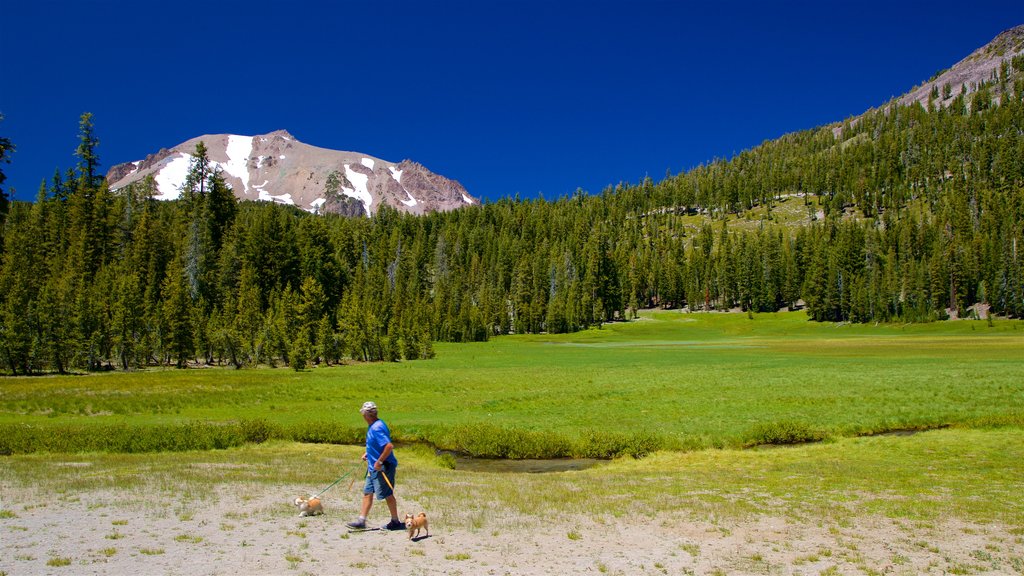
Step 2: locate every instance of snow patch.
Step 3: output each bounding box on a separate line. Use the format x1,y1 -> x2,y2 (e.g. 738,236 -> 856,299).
279,155 -> 286,160
257,188 -> 294,205
401,191 -> 418,207
361,157 -> 375,170
251,180 -> 272,199
389,166 -> 403,183
307,197 -> 327,214
343,164 -> 373,214
153,153 -> 193,200
256,155 -> 268,169
461,193 -> 475,204
224,135 -> 253,194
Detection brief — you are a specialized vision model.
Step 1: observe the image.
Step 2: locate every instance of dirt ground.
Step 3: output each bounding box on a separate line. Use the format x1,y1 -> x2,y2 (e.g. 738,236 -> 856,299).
2,484 -> 1021,575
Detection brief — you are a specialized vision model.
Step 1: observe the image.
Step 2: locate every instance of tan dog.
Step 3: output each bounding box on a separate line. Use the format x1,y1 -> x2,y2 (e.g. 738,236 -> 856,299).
404,512 -> 429,539
294,496 -> 323,517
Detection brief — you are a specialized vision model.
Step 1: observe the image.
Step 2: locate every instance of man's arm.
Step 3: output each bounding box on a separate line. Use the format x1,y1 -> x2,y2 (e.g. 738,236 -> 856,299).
373,443 -> 393,470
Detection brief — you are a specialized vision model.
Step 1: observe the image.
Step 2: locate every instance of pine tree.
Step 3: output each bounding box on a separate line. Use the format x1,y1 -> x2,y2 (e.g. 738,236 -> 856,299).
75,113 -> 101,188
0,114 -> 14,224
161,256 -> 194,368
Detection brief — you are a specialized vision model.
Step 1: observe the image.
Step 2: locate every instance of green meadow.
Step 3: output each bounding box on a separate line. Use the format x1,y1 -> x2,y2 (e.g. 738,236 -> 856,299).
1,311 -> 1022,457
3,310 -> 1024,574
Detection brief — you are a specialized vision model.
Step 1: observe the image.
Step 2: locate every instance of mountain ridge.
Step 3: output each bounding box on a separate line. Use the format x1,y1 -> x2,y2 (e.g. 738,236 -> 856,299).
825,24 -> 1024,139
898,24 -> 1024,108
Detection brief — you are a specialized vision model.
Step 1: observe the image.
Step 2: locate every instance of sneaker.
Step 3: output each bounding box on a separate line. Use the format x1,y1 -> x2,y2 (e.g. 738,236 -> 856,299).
346,519 -> 367,529
383,519 -> 405,531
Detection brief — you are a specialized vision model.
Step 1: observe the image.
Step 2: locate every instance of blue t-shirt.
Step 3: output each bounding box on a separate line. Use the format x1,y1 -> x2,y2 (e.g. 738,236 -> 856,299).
365,419 -> 398,471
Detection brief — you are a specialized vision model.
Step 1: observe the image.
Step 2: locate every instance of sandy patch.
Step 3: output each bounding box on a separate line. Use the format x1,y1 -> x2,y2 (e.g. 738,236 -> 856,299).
2,485 -> 1021,575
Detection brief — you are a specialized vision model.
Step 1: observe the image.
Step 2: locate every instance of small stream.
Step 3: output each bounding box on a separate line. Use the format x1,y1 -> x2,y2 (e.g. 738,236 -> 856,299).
450,455 -> 602,473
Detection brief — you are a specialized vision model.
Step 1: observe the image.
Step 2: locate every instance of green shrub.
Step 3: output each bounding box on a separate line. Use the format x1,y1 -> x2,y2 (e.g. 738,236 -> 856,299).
442,423 -> 573,459
421,425 -> 666,460
741,420 -> 825,447
286,422 -> 363,445
574,430 -> 665,458
0,419 -> 371,455
0,422 -> 249,455
436,453 -> 457,469
239,419 -> 283,443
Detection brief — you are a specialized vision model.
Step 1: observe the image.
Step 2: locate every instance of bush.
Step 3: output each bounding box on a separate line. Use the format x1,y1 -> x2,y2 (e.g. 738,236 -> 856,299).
0,422 -> 250,455
0,419 -> 365,455
574,430 -> 665,459
286,421 -> 363,445
436,452 -> 457,469
442,423 -> 573,459
422,425 -> 666,460
239,418 -> 283,443
741,420 -> 825,448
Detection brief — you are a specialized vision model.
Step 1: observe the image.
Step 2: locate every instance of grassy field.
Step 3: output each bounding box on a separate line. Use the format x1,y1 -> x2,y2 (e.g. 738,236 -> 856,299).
1,310 -> 1022,457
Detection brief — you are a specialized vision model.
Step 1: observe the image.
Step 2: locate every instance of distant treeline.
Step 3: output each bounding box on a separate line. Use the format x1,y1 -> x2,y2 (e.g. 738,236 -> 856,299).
0,59 -> 1022,374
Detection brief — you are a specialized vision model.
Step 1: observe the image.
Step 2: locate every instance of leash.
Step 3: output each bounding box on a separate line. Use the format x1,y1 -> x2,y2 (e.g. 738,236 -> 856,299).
378,467 -> 395,492
310,463 -> 362,499
348,468 -> 365,491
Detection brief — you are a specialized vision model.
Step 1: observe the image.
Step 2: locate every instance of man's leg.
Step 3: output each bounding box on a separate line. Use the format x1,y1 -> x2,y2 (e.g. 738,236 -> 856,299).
360,492 -> 374,518
347,475 -> 375,528
384,494 -> 398,519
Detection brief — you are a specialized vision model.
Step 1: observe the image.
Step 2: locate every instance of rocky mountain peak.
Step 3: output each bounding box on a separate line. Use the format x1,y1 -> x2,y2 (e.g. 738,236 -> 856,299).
105,131 -> 477,217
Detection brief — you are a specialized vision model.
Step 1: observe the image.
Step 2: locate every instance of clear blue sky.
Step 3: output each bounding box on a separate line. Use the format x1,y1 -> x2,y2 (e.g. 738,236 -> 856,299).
1,0 -> 1020,204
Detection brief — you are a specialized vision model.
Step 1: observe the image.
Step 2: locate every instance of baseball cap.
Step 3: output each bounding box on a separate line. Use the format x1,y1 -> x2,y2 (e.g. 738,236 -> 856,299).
360,401 -> 378,414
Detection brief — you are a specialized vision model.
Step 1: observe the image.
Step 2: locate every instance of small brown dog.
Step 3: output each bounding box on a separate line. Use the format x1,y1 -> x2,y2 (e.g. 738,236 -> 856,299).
403,512 -> 428,539
294,496 -> 323,517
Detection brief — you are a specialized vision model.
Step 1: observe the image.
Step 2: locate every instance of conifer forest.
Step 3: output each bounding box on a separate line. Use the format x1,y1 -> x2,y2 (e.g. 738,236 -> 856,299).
1,58 -> 1023,374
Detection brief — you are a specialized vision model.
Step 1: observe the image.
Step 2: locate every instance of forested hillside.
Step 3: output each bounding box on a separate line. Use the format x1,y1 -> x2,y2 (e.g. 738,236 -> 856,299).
1,55 -> 1023,374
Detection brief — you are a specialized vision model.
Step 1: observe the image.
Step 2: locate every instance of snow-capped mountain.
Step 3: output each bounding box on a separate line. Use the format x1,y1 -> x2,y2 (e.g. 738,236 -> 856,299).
105,130 -> 477,216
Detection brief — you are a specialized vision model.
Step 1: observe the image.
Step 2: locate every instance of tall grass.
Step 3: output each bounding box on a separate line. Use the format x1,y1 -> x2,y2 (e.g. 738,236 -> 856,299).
0,420 -> 663,459
0,419 -> 373,456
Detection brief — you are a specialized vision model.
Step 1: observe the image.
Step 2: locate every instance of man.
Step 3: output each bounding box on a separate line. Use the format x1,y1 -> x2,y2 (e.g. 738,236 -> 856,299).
346,401 -> 403,531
